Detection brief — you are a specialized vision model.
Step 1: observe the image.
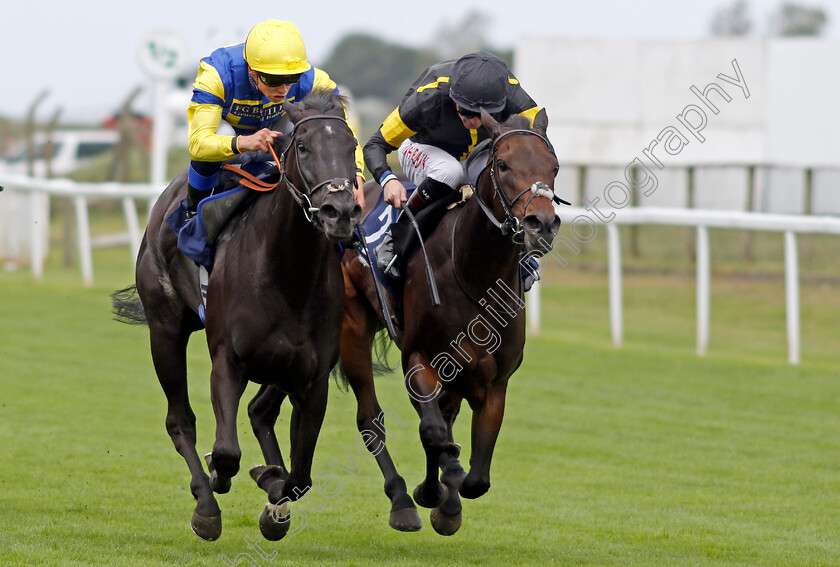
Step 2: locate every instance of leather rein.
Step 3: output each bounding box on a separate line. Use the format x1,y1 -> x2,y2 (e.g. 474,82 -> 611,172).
222,114 -> 353,224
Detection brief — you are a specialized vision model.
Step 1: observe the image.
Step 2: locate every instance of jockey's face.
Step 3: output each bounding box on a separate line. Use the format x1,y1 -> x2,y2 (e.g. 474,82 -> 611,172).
455,105 -> 483,130
249,69 -> 294,102
459,114 -> 483,130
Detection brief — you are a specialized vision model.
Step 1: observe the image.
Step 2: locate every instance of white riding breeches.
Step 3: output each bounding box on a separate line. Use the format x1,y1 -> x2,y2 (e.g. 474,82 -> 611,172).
397,139 -> 465,189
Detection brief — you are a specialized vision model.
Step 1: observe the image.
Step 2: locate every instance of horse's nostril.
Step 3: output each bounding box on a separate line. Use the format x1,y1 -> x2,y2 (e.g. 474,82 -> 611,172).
522,215 -> 542,232
320,204 -> 339,221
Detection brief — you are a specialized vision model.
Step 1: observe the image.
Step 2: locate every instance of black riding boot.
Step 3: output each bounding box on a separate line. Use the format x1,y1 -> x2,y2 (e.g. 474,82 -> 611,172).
375,177 -> 451,279
186,184 -> 207,218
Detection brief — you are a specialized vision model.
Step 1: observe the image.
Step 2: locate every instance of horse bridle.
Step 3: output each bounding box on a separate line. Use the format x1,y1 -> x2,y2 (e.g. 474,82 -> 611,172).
278,114 -> 356,224
473,129 -> 569,240
227,114 -> 355,225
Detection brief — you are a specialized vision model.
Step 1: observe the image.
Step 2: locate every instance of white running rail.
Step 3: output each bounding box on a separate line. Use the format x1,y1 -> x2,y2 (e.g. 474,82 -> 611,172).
532,207 -> 840,365
0,174 -> 163,287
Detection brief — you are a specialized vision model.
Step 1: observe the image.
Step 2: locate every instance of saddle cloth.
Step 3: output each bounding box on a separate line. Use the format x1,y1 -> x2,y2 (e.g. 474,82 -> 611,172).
165,162 -> 272,266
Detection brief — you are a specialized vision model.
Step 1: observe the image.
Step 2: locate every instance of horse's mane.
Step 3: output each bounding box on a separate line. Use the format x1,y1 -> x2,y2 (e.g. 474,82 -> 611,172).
297,89 -> 349,114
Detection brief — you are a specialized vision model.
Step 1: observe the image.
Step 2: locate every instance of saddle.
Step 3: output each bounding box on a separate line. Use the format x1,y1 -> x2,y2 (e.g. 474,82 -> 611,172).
165,163 -> 276,267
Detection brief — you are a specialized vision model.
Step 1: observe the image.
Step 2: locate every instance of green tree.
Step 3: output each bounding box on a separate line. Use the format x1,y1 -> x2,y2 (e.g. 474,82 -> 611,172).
770,2 -> 828,35
321,34 -> 437,106
710,0 -> 753,35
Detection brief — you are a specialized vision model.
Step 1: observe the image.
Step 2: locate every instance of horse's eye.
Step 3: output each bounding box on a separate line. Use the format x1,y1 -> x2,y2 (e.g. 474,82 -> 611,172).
553,165 -> 560,177
497,159 -> 508,172
296,141 -> 306,152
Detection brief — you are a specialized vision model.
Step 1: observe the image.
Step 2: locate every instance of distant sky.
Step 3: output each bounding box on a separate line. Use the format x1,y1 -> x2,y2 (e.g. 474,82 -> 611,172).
2,0 -> 838,121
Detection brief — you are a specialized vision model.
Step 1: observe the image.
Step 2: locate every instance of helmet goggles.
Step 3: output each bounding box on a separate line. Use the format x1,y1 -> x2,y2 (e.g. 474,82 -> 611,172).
256,71 -> 302,87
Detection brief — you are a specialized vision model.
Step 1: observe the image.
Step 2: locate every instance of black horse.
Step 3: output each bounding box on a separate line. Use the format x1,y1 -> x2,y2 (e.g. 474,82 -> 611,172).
337,110 -> 562,534
112,90 -> 361,540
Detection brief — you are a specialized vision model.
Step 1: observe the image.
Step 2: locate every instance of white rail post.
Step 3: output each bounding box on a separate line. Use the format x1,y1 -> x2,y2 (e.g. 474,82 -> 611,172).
73,195 -> 93,287
122,196 -> 141,263
528,278 -> 541,336
30,189 -> 44,282
696,225 -> 710,356
784,231 -> 801,365
607,223 -> 623,347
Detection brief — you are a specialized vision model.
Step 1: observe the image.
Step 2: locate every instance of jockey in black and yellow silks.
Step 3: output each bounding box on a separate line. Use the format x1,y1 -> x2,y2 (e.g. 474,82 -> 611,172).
364,51 -> 541,280
187,19 -> 365,214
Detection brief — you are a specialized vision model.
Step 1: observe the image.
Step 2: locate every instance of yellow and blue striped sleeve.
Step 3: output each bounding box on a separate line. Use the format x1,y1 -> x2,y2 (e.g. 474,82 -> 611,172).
187,103 -> 238,161
188,62 -> 236,161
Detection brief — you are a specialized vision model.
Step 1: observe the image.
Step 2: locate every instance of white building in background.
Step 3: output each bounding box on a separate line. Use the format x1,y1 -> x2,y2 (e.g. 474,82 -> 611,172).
514,37 -> 840,214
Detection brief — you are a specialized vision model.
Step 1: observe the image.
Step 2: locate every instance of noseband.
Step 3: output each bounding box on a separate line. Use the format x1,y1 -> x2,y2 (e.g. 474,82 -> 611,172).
279,114 -> 355,224
474,129 -> 569,239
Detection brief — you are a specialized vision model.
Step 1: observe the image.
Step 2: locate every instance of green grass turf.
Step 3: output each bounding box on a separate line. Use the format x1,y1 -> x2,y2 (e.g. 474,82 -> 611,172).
0,240 -> 838,566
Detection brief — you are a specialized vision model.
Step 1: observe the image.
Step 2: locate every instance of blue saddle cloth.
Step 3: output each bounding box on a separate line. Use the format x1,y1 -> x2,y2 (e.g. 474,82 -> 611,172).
165,186 -> 250,267
166,160 -> 275,266
339,183 -> 417,295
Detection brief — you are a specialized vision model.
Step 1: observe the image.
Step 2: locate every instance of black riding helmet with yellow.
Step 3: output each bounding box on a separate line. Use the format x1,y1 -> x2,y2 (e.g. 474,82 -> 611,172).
448,51 -> 509,115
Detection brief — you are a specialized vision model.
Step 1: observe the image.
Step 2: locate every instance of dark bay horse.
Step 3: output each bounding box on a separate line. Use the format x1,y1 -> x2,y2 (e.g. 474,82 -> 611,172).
338,109 -> 562,534
112,91 -> 361,541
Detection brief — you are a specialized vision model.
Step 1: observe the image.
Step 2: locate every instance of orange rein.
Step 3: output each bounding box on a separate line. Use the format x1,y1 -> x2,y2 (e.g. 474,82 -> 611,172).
221,142 -> 282,192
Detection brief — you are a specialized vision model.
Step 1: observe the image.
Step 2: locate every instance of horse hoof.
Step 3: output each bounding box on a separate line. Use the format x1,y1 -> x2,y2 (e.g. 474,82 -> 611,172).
205,453 -> 231,494
250,464 -> 271,483
412,482 -> 448,509
430,507 -> 462,536
210,470 -> 232,494
389,506 -> 422,532
191,512 -> 222,541
458,476 -> 489,500
259,502 -> 290,541
249,464 -> 286,492
445,442 -> 461,459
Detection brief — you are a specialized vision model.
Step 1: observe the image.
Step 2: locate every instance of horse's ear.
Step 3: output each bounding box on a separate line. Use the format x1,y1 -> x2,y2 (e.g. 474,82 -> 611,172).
327,95 -> 346,118
533,108 -> 549,137
272,130 -> 293,155
282,100 -> 304,124
267,115 -> 293,136
481,109 -> 504,138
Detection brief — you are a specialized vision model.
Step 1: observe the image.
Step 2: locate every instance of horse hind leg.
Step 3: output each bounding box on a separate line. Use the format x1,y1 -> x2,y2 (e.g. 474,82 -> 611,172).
149,321 -> 221,541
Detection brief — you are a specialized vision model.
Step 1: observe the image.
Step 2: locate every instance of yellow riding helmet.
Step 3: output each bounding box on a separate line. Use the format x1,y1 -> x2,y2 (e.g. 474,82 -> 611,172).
244,20 -> 311,75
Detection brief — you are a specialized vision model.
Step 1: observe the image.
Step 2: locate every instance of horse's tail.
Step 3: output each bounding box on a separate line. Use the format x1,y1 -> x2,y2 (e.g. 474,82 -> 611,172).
331,328 -> 397,391
371,328 -> 397,376
111,284 -> 148,325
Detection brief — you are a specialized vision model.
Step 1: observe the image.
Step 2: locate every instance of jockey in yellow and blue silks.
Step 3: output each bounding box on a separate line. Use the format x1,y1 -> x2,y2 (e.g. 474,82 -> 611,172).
187,19 -> 365,214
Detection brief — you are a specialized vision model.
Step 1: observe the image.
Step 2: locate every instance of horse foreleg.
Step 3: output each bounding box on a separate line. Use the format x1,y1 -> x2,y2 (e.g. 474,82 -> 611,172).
247,384 -> 288,471
281,375 -> 329,504
149,322 -> 221,541
406,356 -> 449,509
208,356 -> 248,491
431,392 -> 466,535
247,384 -> 292,541
460,382 -> 507,500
